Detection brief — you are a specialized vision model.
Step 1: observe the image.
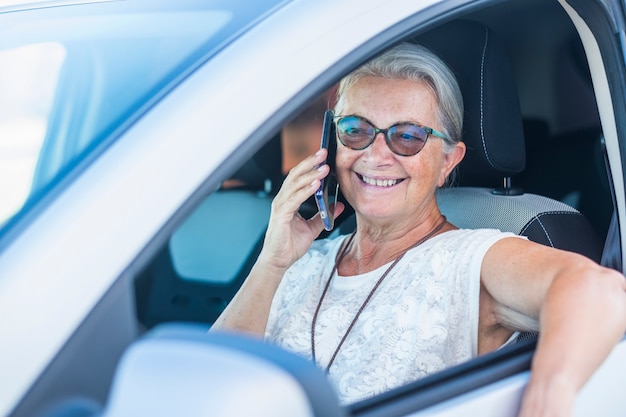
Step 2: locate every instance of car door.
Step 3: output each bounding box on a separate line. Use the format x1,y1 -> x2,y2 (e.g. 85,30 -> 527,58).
2,0 -> 626,416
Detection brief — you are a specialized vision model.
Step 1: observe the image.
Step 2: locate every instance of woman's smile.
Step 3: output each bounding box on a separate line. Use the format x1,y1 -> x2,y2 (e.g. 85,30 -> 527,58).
357,173 -> 406,188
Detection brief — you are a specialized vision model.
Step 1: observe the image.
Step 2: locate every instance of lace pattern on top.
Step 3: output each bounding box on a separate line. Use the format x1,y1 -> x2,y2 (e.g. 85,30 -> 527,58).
265,228 -> 517,404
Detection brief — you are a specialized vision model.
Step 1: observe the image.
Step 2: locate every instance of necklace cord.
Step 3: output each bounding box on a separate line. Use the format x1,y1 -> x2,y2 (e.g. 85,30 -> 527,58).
311,215 -> 448,373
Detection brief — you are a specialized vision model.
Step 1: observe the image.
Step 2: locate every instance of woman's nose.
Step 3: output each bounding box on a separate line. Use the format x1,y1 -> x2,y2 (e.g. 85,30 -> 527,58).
367,132 -> 395,160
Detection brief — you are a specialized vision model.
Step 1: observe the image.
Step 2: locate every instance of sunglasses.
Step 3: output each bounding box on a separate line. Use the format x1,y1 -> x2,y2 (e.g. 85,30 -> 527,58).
334,115 -> 448,156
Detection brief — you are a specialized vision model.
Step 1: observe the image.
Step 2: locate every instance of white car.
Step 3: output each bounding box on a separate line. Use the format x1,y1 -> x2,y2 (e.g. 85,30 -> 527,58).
1,0 -> 625,416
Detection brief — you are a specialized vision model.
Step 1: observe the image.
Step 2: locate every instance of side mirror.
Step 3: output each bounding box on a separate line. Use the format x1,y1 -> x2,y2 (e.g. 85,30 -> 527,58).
103,323 -> 346,417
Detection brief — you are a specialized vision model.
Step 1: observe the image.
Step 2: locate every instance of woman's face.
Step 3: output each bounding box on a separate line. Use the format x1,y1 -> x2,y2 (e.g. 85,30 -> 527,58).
335,76 -> 464,226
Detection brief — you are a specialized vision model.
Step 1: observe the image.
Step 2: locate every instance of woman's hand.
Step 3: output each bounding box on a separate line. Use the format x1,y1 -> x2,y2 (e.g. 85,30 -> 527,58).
518,374 -> 575,417
211,148 -> 344,335
258,148 -> 344,272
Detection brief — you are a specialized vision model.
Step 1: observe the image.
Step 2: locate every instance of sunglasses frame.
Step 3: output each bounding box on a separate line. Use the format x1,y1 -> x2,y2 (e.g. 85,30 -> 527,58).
334,114 -> 448,156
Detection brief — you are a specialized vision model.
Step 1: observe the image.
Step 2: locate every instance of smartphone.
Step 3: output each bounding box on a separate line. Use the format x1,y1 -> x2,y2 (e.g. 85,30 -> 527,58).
315,109 -> 339,231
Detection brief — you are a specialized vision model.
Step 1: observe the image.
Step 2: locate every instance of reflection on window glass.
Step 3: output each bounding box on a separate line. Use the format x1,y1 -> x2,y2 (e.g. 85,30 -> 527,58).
0,43 -> 65,224
0,7 -> 234,233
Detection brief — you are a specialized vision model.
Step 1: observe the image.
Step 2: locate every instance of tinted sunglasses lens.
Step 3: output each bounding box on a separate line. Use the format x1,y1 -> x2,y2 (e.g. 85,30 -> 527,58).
388,124 -> 428,156
336,117 -> 374,149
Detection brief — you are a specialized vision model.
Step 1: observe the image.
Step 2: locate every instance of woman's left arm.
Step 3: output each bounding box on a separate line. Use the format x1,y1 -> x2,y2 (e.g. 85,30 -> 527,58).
481,237 -> 626,417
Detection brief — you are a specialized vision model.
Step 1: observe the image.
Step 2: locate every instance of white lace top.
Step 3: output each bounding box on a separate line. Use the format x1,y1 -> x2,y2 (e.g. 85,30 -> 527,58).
264,228 -> 518,404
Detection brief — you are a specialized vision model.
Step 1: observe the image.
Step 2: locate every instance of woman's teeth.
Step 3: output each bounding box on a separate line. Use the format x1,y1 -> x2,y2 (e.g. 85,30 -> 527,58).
361,175 -> 400,187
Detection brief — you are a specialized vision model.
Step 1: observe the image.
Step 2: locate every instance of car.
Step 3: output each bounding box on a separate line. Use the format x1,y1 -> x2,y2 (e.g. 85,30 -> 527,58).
1,0 -> 625,416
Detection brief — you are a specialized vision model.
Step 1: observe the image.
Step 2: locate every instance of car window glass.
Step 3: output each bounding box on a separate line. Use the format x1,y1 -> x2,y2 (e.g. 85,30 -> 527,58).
0,42 -> 65,223
0,0 -> 289,238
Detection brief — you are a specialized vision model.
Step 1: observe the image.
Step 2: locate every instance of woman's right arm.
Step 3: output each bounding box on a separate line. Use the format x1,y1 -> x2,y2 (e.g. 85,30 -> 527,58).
210,148 -> 343,336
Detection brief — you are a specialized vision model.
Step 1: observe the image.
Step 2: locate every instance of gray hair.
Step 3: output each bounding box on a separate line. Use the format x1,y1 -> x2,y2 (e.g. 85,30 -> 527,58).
334,42 -> 463,153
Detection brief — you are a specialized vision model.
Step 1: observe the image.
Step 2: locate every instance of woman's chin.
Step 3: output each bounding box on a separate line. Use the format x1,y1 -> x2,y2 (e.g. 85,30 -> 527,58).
355,208 -> 402,224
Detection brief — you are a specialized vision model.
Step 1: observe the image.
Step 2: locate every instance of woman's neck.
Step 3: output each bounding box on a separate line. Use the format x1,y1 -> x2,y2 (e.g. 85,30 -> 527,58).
338,212 -> 452,275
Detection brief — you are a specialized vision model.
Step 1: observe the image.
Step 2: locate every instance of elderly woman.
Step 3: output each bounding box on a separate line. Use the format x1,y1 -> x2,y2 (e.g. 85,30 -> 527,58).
212,43 -> 626,416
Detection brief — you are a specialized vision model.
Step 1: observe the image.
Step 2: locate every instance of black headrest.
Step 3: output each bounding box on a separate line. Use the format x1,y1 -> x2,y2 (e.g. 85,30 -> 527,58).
416,20 -> 526,186
230,132 -> 283,194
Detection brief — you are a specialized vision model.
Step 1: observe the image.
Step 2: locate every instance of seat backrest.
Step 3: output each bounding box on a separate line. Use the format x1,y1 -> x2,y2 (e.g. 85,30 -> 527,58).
336,20 -> 603,261
420,20 -> 526,189
418,20 -> 603,262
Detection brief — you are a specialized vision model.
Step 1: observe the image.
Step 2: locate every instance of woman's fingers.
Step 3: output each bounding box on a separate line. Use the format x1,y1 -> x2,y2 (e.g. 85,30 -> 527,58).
260,149 -> 335,266
273,149 -> 329,216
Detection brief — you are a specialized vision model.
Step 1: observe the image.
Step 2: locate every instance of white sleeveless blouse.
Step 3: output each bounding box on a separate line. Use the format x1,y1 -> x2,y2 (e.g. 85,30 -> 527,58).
265,228 -> 518,404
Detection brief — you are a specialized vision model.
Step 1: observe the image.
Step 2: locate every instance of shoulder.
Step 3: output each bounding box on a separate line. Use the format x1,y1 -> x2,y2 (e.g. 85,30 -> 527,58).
445,228 -> 517,239
430,228 -> 522,251
401,228 -> 524,280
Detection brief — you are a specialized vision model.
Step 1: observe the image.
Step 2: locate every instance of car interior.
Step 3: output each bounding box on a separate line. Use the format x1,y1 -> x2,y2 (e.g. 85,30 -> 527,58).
17,0 -> 619,416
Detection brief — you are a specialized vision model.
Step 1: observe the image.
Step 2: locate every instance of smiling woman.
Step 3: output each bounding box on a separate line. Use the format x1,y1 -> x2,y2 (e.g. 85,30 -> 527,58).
211,42 -> 626,415
2,0 -> 626,416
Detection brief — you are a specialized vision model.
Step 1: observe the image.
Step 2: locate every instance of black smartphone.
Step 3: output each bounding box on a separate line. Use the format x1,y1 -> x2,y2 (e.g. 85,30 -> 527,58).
315,109 -> 338,231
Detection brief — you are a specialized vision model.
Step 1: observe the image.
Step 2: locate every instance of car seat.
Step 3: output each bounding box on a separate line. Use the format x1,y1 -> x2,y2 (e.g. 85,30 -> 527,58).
422,20 -> 603,261
514,34 -> 613,239
335,20 -> 603,263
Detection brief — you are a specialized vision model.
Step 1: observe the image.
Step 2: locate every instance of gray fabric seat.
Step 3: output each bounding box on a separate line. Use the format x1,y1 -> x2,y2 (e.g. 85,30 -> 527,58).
418,20 -> 603,262
336,20 -> 603,262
